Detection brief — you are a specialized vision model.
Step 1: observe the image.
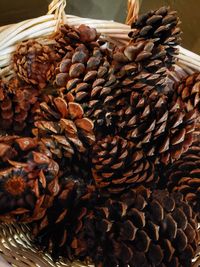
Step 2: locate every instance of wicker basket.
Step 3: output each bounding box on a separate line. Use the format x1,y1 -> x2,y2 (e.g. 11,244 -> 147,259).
0,0 -> 200,266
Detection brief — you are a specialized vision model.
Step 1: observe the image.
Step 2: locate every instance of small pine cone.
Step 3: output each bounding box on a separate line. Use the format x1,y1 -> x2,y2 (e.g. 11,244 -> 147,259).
166,143 -> 200,219
54,24 -> 120,135
0,77 -> 39,133
91,135 -> 158,194
55,24 -> 99,56
33,93 -> 95,160
13,40 -> 60,89
117,89 -> 198,165
74,187 -> 199,267
129,6 -> 181,65
175,73 -> 200,112
0,136 -> 59,223
32,177 -> 96,260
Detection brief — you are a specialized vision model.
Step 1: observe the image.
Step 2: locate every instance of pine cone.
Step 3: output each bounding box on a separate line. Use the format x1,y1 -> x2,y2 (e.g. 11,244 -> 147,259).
166,143 -> 200,219
0,78 -> 39,133
175,73 -> 200,112
0,135 -> 59,223
91,135 -> 158,195
117,89 -> 198,165
54,24 -> 120,135
74,187 -> 199,267
32,177 -> 96,260
33,92 -> 95,161
129,6 -> 181,65
113,7 -> 181,93
13,40 -> 60,89
55,24 -> 99,56
112,39 -> 168,92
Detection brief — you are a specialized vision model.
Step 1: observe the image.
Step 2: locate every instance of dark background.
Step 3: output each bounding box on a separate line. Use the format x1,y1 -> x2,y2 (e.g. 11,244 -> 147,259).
0,0 -> 199,54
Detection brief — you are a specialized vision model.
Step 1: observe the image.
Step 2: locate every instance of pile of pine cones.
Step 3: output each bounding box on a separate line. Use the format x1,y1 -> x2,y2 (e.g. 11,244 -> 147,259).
0,6 -> 200,267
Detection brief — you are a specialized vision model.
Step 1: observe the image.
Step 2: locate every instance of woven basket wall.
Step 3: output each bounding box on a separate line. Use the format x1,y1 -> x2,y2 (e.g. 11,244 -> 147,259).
0,0 -> 200,266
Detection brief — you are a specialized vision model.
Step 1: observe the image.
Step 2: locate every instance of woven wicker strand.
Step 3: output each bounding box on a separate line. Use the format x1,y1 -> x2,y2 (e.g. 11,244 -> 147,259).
0,224 -> 90,267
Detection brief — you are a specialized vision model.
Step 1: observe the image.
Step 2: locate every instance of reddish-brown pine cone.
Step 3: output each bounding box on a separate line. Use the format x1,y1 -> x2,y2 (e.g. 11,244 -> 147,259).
174,73 -> 200,112
0,77 -> 39,133
73,187 -> 199,267
55,24 -> 99,56
33,92 -> 95,160
0,135 -> 59,223
91,135 -> 158,195
54,24 -> 121,136
166,143 -> 200,219
32,177 -> 97,260
13,40 -> 60,89
116,89 -> 198,165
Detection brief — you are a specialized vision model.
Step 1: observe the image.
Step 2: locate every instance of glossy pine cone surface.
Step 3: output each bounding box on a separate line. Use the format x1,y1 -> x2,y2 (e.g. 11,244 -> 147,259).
129,6 -> 181,65
174,73 -> 200,112
33,92 -> 95,159
113,6 -> 181,94
54,24 -> 122,135
13,40 -> 60,89
0,135 -> 59,223
92,135 -> 158,194
0,5 -> 199,267
0,78 -> 39,133
165,143 -> 200,219
72,187 -> 199,267
116,89 -> 198,165
32,177 -> 96,259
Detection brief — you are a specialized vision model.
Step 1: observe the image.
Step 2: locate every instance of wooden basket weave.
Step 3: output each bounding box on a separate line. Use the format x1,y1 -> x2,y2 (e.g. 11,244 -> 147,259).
0,0 -> 200,266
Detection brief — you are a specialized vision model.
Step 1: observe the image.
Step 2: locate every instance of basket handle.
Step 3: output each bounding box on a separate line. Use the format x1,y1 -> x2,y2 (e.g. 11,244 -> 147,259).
47,0 -> 67,30
126,0 -> 141,25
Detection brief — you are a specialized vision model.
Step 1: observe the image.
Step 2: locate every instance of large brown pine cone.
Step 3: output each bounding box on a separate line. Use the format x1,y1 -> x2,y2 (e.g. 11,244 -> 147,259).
32,177 -> 96,259
117,89 -> 198,165
174,73 -> 200,112
13,40 -> 60,89
33,93 -> 95,180
91,135 -> 158,195
0,78 -> 39,133
166,143 -> 200,219
73,187 -> 199,267
54,24 -> 121,135
0,135 -> 59,223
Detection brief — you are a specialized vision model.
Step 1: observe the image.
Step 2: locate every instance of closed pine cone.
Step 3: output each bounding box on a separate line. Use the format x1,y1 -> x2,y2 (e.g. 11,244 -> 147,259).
91,135 -> 158,195
32,177 -> 96,260
166,143 -> 200,219
73,187 -> 199,267
55,24 -> 120,135
13,40 -> 60,89
0,78 -> 39,133
0,135 -> 59,223
33,92 -> 95,160
174,73 -> 200,112
117,89 -> 198,165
